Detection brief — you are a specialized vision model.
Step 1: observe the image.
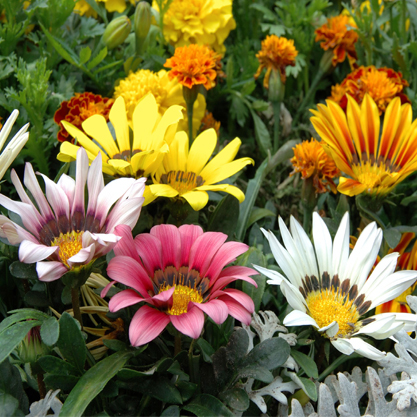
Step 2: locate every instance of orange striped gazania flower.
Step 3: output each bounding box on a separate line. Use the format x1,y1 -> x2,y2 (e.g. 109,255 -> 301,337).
376,233 -> 417,314
310,94 -> 417,197
315,15 -> 358,67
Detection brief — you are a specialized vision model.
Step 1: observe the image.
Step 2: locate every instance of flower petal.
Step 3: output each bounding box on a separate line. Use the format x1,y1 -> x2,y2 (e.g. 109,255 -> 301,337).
170,307 -> 205,339
283,310 -> 319,328
19,240 -> 58,264
109,289 -> 144,312
193,299 -> 228,325
150,224 -> 181,269
36,261 -> 68,282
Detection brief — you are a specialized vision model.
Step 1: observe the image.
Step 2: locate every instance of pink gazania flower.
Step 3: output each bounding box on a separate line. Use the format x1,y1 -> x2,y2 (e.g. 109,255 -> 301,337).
0,148 -> 146,282
101,224 -> 257,346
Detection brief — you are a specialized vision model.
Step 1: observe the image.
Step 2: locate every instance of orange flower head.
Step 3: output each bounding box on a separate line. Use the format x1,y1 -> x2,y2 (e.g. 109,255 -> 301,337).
290,138 -> 340,194
54,92 -> 114,143
330,66 -> 410,114
164,44 -> 219,90
315,15 -> 358,67
199,111 -> 220,138
254,35 -> 298,89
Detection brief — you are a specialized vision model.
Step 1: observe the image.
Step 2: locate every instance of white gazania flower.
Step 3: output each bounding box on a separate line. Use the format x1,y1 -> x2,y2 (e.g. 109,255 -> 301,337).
0,147 -> 146,282
254,212 -> 417,360
0,109 -> 29,180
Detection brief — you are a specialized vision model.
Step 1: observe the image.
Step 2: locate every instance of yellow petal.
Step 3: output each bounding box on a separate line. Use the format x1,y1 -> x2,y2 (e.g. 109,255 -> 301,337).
337,177 -> 367,196
133,94 -> 158,151
150,105 -> 184,149
149,184 -> 179,198
203,158 -> 254,185
143,185 -> 158,206
109,96 -> 130,154
181,191 -> 209,211
360,94 -> 380,160
197,184 -> 245,202
57,142 -> 78,162
187,129 -> 217,174
165,131 -> 188,173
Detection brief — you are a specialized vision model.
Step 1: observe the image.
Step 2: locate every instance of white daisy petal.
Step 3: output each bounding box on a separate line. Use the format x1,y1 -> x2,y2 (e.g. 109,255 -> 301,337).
319,321 -> 339,338
332,212 -> 350,279
312,212 -> 333,278
336,337 -> 386,360
280,280 -> 307,312
252,264 -> 286,285
331,338 -> 355,355
355,315 -> 396,337
283,309 -> 319,328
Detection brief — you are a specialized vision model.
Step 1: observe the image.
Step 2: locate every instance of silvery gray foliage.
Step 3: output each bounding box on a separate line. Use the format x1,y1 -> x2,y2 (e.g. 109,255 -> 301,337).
25,389 -> 62,417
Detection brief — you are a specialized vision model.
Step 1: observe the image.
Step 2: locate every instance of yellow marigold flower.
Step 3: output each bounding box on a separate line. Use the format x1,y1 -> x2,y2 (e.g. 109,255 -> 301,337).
254,35 -> 298,89
310,94 -> 417,197
329,66 -> 410,115
57,94 -> 184,203
290,139 -> 340,194
114,69 -> 206,137
315,15 -> 358,67
149,129 -> 254,210
164,44 -> 218,90
74,0 -> 135,17
153,0 -> 236,53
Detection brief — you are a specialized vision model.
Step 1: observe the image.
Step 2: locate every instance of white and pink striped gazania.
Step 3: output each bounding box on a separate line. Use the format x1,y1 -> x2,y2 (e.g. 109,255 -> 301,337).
101,224 -> 257,346
0,148 -> 146,282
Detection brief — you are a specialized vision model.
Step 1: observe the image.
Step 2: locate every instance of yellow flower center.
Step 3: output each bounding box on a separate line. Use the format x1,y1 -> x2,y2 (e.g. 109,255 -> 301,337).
353,160 -> 396,193
160,170 -> 205,195
160,283 -> 203,316
51,231 -> 83,268
306,289 -> 359,337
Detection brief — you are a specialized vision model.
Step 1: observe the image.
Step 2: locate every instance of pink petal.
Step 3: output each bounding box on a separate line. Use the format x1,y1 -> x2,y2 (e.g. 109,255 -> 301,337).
213,288 -> 255,313
105,196 -> 144,233
205,241 -> 249,281
67,243 -> 95,267
150,225 -> 181,269
210,274 -> 258,294
179,225 -> 203,266
71,148 -> 88,229
134,233 -> 163,276
188,232 -> 227,276
170,307 -> 205,339
153,286 -> 175,302
217,295 -> 252,325
113,225 -> 141,262
108,289 -> 144,312
0,216 -> 38,245
129,305 -> 170,346
39,173 -> 70,221
19,240 -> 58,263
36,261 -> 68,282
219,266 -> 257,277
101,280 -> 116,298
107,256 -> 154,296
193,299 -> 228,324
85,153 -> 104,217
57,174 -> 75,207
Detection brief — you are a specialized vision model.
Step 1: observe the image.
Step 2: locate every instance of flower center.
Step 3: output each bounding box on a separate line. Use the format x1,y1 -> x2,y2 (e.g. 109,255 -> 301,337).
160,170 -> 205,195
51,231 -> 83,268
306,289 -> 359,337
160,283 -> 203,315
353,160 -> 396,193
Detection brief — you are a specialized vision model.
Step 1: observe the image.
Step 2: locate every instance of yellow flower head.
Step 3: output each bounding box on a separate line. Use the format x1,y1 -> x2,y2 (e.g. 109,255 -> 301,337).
329,66 -> 410,115
114,69 -> 206,136
315,15 -> 358,67
149,129 -> 254,210
57,94 -> 184,202
74,0 -> 135,17
164,44 -> 219,90
310,94 -> 417,197
290,139 -> 340,194
254,35 -> 298,89
153,0 -> 236,53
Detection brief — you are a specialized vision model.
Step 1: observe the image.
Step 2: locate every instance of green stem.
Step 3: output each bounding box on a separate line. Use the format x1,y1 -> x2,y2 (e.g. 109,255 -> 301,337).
318,353 -> 361,382
187,103 -> 194,144
188,338 -> 197,383
302,177 -> 316,233
272,100 -> 281,153
71,287 -> 83,328
400,0 -> 407,44
37,373 -> 46,399
137,395 -> 151,416
174,333 -> 182,356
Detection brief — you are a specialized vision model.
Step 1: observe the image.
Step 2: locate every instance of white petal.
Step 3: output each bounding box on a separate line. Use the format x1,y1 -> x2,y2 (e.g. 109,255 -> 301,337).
39,173 -> 70,219
71,147 -> 89,217
336,337 -> 386,360
252,264 -> 286,285
355,315 -> 396,337
319,321 -> 339,337
331,338 -> 355,355
86,153 -> 104,217
19,240 -> 58,263
57,174 -> 75,207
281,279 -> 307,312
333,212 -> 350,278
0,109 -> 19,150
312,212 -> 333,278
283,309 -> 319,328
36,261 -> 68,282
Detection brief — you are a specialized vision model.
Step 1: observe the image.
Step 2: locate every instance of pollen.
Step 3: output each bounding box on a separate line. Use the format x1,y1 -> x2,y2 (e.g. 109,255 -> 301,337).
51,231 -> 83,268
160,170 -> 205,195
306,289 -> 359,337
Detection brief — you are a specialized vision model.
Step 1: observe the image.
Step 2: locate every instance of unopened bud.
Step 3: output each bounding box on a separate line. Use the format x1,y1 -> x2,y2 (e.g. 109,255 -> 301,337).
134,1 -> 151,54
318,50 -> 334,75
102,16 -> 131,50
268,69 -> 284,103
18,326 -> 50,364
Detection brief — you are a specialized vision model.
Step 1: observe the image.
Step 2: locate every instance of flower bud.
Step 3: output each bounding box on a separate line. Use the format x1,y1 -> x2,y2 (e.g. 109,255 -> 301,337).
17,326 -> 50,365
102,16 -> 132,50
268,69 -> 284,103
134,1 -> 151,54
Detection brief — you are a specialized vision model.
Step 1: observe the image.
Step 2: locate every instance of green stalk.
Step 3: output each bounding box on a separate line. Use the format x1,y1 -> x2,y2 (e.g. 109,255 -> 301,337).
188,338 -> 197,383
301,177 -> 317,233
71,287 -> 83,328
318,353 -> 361,382
272,100 -> 281,153
182,85 -> 199,144
174,333 -> 182,356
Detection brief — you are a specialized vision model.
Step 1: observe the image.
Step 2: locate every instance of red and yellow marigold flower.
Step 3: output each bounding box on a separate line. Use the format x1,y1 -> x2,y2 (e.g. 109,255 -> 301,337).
254,35 -> 298,89
329,66 -> 410,114
290,138 -> 340,194
164,44 -> 219,90
101,224 -> 257,346
310,94 -> 417,197
54,92 -> 114,144
315,14 -> 358,67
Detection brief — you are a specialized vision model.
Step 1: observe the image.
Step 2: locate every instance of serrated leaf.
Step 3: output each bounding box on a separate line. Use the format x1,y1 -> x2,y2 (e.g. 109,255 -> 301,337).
183,394 -> 233,417
291,350 -> 318,379
87,47 -> 107,70
0,309 -> 49,334
79,46 -> 92,65
40,317 -> 59,346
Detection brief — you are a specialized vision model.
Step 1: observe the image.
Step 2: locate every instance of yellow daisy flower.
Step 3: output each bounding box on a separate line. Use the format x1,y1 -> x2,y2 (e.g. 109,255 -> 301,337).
149,129 -> 254,210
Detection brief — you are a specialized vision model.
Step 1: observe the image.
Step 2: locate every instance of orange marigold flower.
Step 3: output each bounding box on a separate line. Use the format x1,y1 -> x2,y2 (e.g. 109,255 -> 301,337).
329,66 -> 410,114
54,93 -> 114,144
199,111 -> 220,138
290,138 -> 340,194
315,15 -> 358,67
164,44 -> 219,90
254,35 -> 298,89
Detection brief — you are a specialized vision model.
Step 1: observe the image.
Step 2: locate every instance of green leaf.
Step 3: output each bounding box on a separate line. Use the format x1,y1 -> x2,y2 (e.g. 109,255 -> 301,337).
60,350 -> 134,417
40,317 -> 59,346
243,337 -> 290,370
38,355 -> 78,376
296,376 -> 317,401
161,405 -> 180,417
57,312 -> 86,374
0,320 -> 41,364
237,365 -> 274,383
291,350 -> 318,379
250,110 -> 272,157
24,290 -> 49,307
219,388 -> 249,412
87,47 -> 107,70
246,207 -> 275,230
207,194 -> 240,239
176,380 -> 197,402
183,394 -> 234,417
0,392 -> 23,417
103,339 -> 127,351
0,359 -> 29,413
384,228 -> 402,249
196,338 -> 215,363
0,309 -> 49,334
401,192 -> 417,206
79,46 -> 92,65
43,374 -> 80,391
137,377 -> 183,404
9,261 -> 37,279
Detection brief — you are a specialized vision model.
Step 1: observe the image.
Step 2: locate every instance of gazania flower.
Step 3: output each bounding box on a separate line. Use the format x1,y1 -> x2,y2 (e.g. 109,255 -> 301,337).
150,129 -> 254,211
164,44 -> 219,90
57,94 -> 183,194
376,233 -> 417,315
290,138 -> 340,194
74,0 -> 134,18
310,94 -> 417,197
101,224 -> 257,346
254,35 -> 298,89
0,109 -> 29,180
329,66 -> 410,114
254,212 -> 417,360
113,69 -> 206,136
153,0 -> 236,53
315,15 -> 358,67
0,148 -> 146,282
54,92 -> 114,143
